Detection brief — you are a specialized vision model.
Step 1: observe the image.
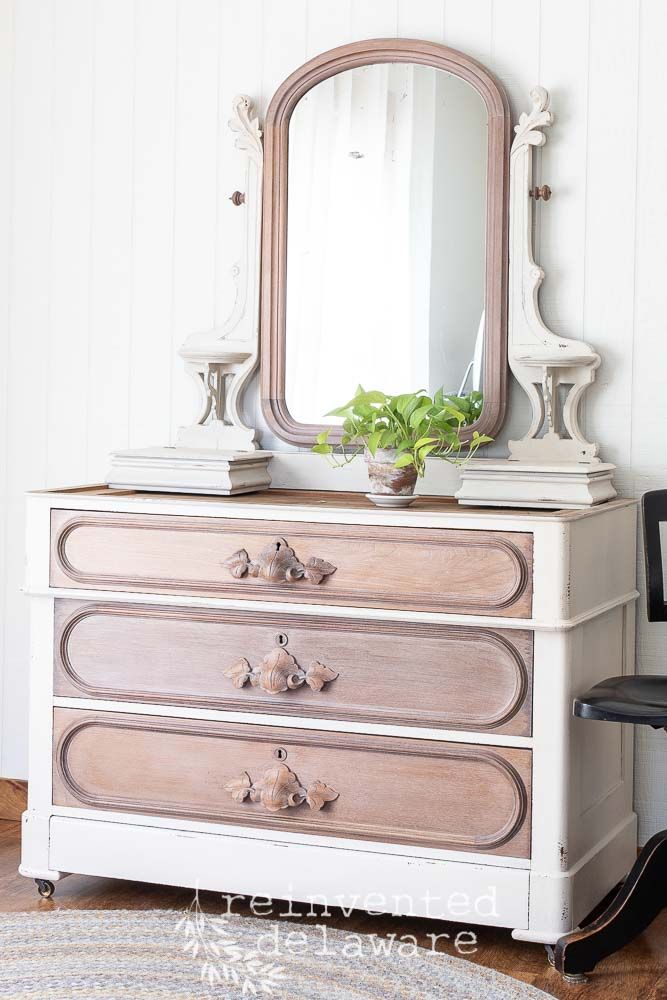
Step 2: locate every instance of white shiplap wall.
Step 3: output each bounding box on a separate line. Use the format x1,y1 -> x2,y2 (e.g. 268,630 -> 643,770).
1,0 -> 666,841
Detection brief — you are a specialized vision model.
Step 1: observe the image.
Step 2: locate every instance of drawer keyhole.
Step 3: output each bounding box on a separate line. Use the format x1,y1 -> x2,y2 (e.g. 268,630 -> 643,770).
275,633 -> 289,648
273,747 -> 288,761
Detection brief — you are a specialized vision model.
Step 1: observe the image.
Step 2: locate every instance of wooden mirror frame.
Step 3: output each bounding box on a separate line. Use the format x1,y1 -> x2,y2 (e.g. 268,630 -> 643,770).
260,38 -> 510,448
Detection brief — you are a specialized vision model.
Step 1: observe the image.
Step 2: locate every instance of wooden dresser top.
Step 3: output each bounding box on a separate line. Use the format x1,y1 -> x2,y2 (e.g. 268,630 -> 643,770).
34,484 -> 635,523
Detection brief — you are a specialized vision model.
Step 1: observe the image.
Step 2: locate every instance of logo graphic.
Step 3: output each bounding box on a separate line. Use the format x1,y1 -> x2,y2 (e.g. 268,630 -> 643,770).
176,889 -> 286,994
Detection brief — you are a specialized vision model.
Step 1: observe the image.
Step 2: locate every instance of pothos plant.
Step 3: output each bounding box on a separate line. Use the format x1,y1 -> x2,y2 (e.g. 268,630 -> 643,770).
312,386 -> 492,477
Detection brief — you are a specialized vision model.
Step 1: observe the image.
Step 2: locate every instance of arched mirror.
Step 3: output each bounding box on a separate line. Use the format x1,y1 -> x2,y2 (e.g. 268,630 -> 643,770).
261,39 -> 510,447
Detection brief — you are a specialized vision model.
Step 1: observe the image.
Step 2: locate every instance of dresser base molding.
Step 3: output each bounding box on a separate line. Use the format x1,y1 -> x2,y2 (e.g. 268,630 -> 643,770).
456,460 -> 618,510
46,814 -> 530,930
512,813 -> 638,945
25,806 -> 635,943
19,811 -> 68,883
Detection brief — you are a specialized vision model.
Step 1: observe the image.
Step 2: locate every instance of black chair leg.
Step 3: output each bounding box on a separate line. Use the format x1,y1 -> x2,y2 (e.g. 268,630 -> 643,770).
554,830 -> 667,978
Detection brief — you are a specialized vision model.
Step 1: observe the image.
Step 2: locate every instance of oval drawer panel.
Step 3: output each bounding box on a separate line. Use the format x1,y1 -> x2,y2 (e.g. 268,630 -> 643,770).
53,710 -> 532,857
54,601 -> 533,736
50,510 -> 533,617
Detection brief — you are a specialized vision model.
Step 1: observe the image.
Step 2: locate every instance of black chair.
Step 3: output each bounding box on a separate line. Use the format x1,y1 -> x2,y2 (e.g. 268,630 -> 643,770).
553,490 -> 667,981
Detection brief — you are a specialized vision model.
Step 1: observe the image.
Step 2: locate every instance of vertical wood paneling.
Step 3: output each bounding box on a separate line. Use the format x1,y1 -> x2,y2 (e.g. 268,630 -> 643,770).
260,0 -> 307,107
1,0 -> 665,837
169,0 -> 220,440
47,0 -> 95,486
630,0 -> 667,844
0,0 -> 14,782
444,0 -> 492,65
583,0 -> 639,471
630,0 -> 667,464
398,0 -> 443,42
538,0 -> 590,342
86,0 -> 135,477
306,0 -> 352,57
216,0 -> 262,329
349,0 -> 398,41
127,0 -> 178,447
2,0 -> 55,776
491,0 -> 540,121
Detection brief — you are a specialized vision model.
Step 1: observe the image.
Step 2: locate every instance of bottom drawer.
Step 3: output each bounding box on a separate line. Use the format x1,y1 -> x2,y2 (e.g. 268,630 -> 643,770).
53,709 -> 532,857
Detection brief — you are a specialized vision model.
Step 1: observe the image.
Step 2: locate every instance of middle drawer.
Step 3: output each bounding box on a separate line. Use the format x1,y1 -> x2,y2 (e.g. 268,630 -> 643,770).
54,600 -> 533,736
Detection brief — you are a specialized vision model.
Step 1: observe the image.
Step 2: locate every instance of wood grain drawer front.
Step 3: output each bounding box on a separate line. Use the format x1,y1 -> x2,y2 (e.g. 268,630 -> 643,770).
54,601 -> 534,736
50,511 -> 533,617
53,710 -> 532,856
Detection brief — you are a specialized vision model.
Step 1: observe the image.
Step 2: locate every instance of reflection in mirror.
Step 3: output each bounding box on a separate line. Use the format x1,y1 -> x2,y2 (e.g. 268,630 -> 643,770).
284,62 -> 488,426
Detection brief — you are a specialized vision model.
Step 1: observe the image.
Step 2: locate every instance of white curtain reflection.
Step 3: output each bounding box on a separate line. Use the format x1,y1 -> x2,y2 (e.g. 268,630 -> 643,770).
285,64 -> 486,425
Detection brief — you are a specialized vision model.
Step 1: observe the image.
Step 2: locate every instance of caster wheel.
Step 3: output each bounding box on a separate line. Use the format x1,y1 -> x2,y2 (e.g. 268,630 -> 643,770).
36,879 -> 55,899
545,945 -> 555,968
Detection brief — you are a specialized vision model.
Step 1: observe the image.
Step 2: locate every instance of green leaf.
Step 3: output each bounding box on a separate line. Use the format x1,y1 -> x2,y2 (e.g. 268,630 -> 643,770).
311,444 -> 332,455
393,453 -> 415,468
351,390 -> 387,406
366,430 -> 382,457
395,392 -> 424,416
413,436 -> 437,450
418,443 -> 439,461
326,404 -> 354,418
409,404 -> 432,428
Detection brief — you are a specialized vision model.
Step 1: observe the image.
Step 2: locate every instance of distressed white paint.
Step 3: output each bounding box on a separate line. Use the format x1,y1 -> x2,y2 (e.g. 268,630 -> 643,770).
44,817 -> 532,928
0,0 -> 665,845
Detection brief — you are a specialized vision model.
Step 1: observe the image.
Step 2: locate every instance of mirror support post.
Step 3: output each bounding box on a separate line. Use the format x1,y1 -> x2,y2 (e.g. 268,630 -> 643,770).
106,96 -> 272,495
456,87 -> 616,509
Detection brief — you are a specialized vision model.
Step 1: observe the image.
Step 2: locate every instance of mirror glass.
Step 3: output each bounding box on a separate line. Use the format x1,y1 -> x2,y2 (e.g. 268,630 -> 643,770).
284,62 -> 488,426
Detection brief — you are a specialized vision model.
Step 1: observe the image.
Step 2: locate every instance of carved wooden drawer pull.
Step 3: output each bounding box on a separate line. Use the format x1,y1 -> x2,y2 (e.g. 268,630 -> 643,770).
223,537 -> 336,585
224,647 -> 338,695
225,763 -> 339,813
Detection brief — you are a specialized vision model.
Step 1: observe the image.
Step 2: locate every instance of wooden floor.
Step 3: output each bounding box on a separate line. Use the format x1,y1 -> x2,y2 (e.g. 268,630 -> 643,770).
1,820 -> 665,999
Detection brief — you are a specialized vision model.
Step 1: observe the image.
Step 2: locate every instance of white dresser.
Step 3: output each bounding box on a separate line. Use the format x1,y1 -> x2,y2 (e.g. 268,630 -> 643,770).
20,485 -> 637,944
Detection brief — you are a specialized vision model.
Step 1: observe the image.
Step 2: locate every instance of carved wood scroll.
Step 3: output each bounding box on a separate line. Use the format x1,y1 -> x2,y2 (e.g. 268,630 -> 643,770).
223,537 -> 336,585
225,647 -> 338,695
225,763 -> 339,813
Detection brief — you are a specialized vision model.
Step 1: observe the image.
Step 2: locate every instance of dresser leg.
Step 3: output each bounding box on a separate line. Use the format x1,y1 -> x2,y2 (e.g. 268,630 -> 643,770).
554,830 -> 667,978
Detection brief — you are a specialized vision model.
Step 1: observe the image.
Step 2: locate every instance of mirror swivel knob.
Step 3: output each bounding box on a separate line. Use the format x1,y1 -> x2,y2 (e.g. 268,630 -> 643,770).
529,184 -> 552,201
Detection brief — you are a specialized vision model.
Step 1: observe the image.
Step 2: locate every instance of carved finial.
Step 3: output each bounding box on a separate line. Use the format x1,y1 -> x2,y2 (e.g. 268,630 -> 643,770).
228,94 -> 262,165
512,86 -> 553,152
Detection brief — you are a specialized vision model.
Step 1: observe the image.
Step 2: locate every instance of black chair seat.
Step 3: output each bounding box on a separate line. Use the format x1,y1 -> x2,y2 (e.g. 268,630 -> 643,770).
574,674 -> 667,727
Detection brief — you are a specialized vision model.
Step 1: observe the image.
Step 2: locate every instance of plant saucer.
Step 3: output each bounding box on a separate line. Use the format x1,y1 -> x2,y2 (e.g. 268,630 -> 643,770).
365,493 -> 419,509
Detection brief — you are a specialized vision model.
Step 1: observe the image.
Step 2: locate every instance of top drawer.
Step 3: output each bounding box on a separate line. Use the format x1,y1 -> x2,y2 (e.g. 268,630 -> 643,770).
50,510 -> 533,617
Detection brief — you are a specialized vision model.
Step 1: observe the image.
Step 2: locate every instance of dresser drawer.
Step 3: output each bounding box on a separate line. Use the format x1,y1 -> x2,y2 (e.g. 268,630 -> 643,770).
54,600 -> 533,736
53,710 -> 532,856
50,510 -> 533,617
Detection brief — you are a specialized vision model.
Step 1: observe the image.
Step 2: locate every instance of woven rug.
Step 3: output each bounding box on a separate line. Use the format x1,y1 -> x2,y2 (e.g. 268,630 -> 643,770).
0,908 -> 554,999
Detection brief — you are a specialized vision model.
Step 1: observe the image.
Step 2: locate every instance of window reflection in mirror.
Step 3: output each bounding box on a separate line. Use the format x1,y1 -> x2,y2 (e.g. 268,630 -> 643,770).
284,62 -> 488,425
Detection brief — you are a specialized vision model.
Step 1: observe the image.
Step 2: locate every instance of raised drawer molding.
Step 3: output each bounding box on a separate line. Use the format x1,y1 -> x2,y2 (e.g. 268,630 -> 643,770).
49,511 -> 533,617
54,600 -> 534,735
52,710 -> 532,857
